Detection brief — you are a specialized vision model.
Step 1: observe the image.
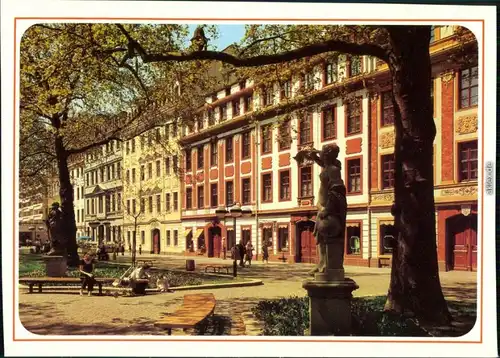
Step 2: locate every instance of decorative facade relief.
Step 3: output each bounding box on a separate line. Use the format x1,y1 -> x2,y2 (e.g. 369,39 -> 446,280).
441,186 -> 477,197
379,132 -> 395,149
440,71 -> 455,84
456,114 -> 478,135
371,192 -> 394,202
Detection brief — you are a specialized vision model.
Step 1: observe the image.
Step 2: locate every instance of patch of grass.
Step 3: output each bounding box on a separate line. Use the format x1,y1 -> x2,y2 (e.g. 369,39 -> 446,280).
252,295 -> 475,337
18,252 -> 238,288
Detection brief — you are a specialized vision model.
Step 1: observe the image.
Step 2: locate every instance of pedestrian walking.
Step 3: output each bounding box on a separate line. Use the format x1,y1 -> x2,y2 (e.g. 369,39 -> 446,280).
237,240 -> 245,267
245,241 -> 254,266
262,240 -> 269,263
121,245 -> 125,256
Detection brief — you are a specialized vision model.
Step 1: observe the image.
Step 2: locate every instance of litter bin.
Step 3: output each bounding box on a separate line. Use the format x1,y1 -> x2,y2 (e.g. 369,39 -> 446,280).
186,259 -> 195,271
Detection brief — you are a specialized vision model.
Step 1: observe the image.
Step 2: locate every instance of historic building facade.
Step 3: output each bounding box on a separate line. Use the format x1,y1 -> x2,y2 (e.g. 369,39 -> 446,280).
178,25 -> 478,271
69,154 -> 86,238
83,141 -> 124,244
122,124 -> 183,254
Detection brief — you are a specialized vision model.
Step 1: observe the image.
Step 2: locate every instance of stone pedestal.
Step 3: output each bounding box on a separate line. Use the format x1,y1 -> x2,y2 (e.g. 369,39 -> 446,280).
303,271 -> 358,336
42,256 -> 67,277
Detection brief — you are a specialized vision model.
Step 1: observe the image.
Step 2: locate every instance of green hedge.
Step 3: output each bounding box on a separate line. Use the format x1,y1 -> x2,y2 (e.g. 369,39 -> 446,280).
252,296 -> 432,336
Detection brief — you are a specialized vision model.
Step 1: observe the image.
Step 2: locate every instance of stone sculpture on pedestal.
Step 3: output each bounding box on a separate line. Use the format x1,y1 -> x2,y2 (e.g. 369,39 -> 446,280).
294,143 -> 358,336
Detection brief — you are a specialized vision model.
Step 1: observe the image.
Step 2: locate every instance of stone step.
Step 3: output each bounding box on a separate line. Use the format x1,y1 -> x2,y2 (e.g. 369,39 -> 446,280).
241,311 -> 263,336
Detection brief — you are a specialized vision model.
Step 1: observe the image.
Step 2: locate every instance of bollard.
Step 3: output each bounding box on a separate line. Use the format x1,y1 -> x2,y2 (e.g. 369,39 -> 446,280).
233,260 -> 237,277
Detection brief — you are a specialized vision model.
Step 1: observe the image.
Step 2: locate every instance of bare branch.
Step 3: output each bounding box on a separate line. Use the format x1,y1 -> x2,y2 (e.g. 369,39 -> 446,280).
118,24 -> 390,66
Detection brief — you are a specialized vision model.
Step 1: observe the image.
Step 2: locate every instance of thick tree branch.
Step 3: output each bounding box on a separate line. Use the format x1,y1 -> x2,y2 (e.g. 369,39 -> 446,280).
117,24 -> 390,66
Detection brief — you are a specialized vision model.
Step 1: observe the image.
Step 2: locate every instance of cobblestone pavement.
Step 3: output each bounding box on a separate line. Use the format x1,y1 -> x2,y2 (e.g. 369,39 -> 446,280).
18,254 -> 477,336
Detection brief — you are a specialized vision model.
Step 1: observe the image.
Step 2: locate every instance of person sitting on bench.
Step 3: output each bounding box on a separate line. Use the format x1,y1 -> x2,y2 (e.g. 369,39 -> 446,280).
79,253 -> 96,296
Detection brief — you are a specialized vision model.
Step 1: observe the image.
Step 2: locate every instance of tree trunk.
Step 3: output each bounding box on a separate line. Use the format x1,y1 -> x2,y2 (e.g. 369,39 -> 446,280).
132,218 -> 137,266
54,135 -> 79,267
383,26 -> 450,323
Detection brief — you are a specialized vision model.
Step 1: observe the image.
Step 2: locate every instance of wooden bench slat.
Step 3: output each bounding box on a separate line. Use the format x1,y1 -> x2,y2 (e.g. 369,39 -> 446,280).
156,293 -> 216,333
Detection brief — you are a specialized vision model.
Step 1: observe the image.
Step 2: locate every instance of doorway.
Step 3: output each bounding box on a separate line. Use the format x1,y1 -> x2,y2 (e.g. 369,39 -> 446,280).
447,213 -> 477,271
152,229 -> 161,254
208,226 -> 222,258
296,220 -> 316,264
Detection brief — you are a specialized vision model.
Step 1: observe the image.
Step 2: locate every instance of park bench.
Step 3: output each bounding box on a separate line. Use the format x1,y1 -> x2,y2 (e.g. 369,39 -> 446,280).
203,265 -> 232,274
19,277 -> 116,295
155,293 -> 216,335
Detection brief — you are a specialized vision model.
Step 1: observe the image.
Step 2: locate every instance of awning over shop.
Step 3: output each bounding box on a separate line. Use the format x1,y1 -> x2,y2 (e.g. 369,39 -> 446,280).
194,228 -> 204,240
184,228 -> 193,237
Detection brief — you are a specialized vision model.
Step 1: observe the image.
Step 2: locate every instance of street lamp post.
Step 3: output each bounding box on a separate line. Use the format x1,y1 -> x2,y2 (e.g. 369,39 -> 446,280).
215,203 -> 252,277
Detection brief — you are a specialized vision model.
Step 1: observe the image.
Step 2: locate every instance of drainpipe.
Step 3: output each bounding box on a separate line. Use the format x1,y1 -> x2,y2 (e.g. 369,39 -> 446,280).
366,92 -> 373,267
254,121 -> 260,260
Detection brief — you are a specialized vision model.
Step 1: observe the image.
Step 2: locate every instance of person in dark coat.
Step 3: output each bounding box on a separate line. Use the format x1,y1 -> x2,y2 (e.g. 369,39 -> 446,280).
79,253 -> 95,296
237,240 -> 245,267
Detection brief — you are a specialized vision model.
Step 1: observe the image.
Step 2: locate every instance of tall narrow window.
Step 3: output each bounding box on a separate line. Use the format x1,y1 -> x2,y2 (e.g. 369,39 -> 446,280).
279,170 -> 291,201
281,79 -> 292,99
117,162 -> 121,179
210,183 -> 218,207
156,194 -> 161,213
197,145 -> 204,169
299,112 -> 313,145
349,56 -> 362,77
380,223 -> 396,255
117,193 -> 121,211
166,230 -> 171,246
186,188 -> 193,209
261,125 -> 272,154
210,142 -> 218,166
381,91 -> 394,126
300,166 -> 313,197
185,149 -> 192,172
132,168 -> 136,183
141,231 -> 145,245
225,137 -> 233,163
242,178 -> 251,205
173,192 -> 178,211
148,196 -> 153,213
244,95 -> 253,112
322,107 -> 336,140
262,173 -> 272,202
241,131 -> 251,159
346,98 -> 362,135
140,198 -> 145,213
156,160 -> 161,177
208,109 -> 215,126
324,60 -> 337,85
226,181 -> 234,206
131,138 -> 135,152
148,162 -> 153,179
173,155 -> 178,172
165,157 -> 170,174
132,199 -> 136,214
278,227 -> 289,251
197,186 -> 204,209
346,223 -> 361,255
278,121 -> 291,150
262,87 -> 273,107
459,141 -> 478,182
166,193 -> 171,212
459,66 -> 478,109
174,230 -> 178,246
232,100 -> 240,117
303,71 -> 315,91
220,105 -> 228,121
381,154 -> 395,189
347,158 -> 362,193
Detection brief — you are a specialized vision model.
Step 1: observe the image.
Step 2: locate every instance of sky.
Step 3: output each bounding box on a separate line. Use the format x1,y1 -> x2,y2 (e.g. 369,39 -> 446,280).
188,24 -> 246,50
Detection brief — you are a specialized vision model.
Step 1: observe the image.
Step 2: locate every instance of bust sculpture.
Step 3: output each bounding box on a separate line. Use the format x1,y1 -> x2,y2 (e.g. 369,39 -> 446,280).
294,143 -> 347,277
45,202 -> 66,256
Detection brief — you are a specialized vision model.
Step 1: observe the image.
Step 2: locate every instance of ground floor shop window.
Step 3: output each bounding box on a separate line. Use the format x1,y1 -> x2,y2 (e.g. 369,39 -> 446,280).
380,223 -> 396,255
262,227 -> 273,248
346,223 -> 361,255
241,228 -> 251,245
226,229 -> 235,250
278,226 -> 289,251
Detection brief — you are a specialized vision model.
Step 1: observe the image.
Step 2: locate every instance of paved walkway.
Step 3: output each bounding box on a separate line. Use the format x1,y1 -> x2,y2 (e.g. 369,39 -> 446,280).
18,254 -> 477,336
